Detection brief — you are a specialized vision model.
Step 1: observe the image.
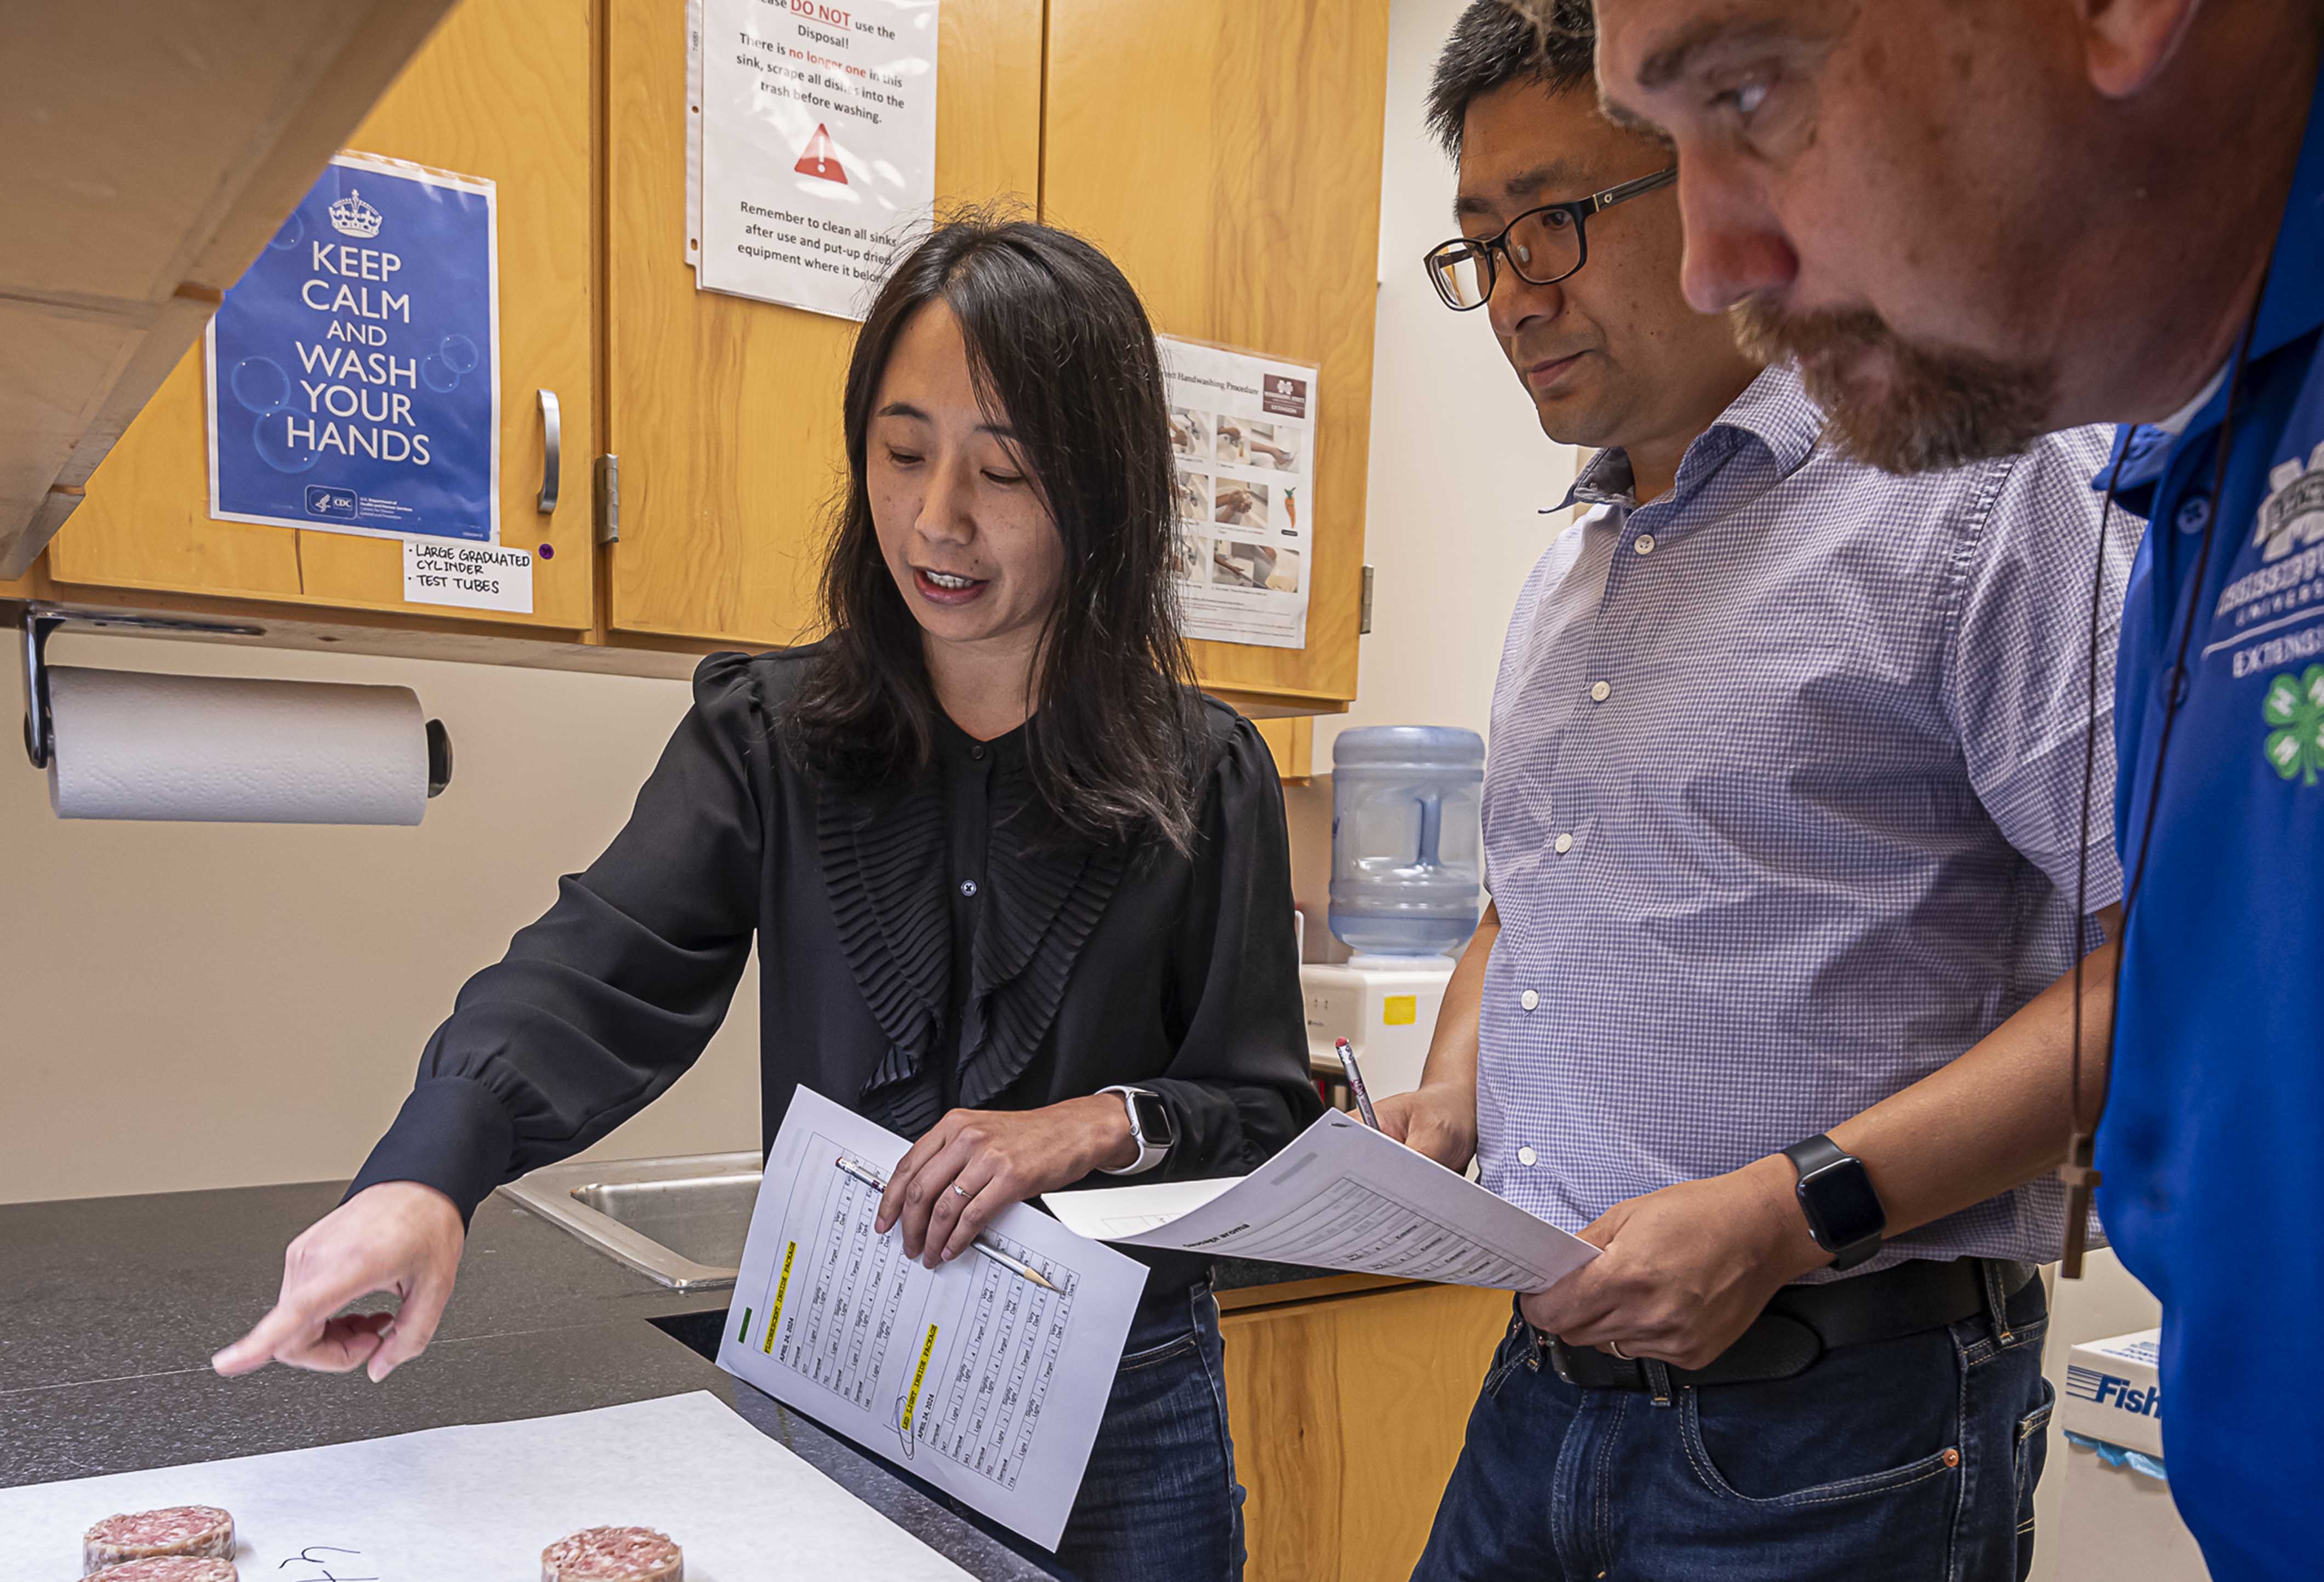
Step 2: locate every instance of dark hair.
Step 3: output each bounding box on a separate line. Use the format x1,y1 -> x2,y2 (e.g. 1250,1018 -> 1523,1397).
1427,0 -> 1598,158
787,213 -> 1205,853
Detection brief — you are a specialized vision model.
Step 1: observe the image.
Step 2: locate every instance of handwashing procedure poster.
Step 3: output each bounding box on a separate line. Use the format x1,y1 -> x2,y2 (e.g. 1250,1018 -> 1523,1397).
1162,335 -> 1318,649
206,151 -> 500,544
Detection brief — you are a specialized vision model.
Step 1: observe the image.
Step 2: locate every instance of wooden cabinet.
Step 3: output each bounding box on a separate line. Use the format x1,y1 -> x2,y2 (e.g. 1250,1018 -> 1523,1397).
1043,0 -> 1392,710
601,0 -> 1043,648
15,0 -> 1391,718
42,0 -> 598,630
1222,1277 -> 1510,1582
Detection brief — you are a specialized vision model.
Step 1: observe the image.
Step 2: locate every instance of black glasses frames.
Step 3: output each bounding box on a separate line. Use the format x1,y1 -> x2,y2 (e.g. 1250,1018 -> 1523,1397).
1424,166 -> 1678,311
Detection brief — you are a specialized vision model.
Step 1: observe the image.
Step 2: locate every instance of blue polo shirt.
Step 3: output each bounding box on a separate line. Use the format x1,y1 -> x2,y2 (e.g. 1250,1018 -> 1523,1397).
2099,58 -> 2324,1582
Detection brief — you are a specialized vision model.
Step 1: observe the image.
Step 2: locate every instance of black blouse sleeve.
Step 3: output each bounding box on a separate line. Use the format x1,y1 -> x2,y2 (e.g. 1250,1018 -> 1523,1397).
1148,708 -> 1326,1177
346,654 -> 769,1223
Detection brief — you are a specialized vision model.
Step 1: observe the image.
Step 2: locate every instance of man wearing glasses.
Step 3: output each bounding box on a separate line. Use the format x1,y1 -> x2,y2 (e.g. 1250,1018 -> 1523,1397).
1372,5 -> 2136,1578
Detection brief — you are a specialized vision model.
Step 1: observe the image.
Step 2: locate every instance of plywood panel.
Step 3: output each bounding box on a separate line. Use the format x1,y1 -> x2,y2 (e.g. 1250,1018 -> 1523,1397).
603,0 -> 1045,645
1043,0 -> 1391,707
1223,1281 -> 1507,1582
50,0 -> 597,630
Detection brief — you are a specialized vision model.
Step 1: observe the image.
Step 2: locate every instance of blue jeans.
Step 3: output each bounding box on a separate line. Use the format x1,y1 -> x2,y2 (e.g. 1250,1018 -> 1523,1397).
1052,1279 -> 1246,1582
1414,1270 -> 2054,1582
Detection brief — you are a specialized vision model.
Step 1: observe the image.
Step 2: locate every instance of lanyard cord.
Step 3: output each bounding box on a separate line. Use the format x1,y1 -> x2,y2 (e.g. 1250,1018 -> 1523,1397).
2061,266 -> 2271,1276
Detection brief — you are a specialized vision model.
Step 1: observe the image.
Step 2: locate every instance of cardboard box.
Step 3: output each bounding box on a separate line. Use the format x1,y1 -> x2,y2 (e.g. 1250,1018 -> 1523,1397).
2052,1328 -> 2211,1582
2061,1328 -> 2165,1459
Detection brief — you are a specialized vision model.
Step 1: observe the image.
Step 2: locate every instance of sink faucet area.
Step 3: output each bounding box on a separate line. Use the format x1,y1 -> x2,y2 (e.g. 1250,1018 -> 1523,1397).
496,1151 -> 765,1291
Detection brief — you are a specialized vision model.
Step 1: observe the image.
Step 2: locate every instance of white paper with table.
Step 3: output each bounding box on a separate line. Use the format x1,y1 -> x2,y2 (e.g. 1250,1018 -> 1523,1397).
1044,1108 -> 1600,1292
0,1392 -> 971,1580
718,1085 -> 1147,1550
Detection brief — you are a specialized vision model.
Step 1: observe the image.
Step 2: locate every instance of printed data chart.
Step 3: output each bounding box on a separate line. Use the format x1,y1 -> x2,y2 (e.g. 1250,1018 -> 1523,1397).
908,1232 -> 1079,1489
719,1085 -> 1147,1550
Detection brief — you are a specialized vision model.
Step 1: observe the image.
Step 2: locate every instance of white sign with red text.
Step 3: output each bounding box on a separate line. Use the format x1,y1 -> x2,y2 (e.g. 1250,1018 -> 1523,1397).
697,0 -> 939,319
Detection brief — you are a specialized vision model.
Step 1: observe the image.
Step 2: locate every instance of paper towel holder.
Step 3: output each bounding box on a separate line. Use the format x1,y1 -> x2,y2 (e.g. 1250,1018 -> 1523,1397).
20,603 -> 453,798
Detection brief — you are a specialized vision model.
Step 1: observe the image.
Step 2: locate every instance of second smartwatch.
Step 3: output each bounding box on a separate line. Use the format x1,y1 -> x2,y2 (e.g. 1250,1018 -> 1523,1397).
1781,1133 -> 1887,1270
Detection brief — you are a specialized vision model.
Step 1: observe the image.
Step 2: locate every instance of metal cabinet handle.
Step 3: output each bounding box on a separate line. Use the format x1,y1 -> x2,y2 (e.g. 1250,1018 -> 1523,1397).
537,389 -> 562,514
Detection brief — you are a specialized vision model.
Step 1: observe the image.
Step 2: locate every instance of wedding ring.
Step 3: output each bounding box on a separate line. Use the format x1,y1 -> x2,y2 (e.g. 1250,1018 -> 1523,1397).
1607,1340 -> 1631,1360
952,1184 -> 972,1200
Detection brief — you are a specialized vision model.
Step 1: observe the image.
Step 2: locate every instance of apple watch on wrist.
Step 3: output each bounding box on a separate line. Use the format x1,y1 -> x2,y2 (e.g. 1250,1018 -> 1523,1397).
1782,1133 -> 1887,1270
1097,1085 -> 1175,1176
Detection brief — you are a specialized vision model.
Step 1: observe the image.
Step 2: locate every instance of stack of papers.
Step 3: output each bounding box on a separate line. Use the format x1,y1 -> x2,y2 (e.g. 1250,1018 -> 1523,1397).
1045,1109 -> 1599,1293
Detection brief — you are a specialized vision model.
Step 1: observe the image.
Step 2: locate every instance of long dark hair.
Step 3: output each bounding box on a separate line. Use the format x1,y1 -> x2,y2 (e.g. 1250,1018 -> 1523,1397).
786,213 -> 1206,852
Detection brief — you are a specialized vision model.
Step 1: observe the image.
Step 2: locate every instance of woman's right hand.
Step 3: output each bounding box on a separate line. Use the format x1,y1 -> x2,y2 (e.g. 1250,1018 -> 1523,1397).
210,1180 -> 466,1384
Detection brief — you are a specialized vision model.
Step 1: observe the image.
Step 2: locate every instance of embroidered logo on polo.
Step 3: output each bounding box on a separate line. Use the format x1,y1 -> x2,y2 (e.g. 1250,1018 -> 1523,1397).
2256,441 -> 2324,563
2262,666 -> 2324,784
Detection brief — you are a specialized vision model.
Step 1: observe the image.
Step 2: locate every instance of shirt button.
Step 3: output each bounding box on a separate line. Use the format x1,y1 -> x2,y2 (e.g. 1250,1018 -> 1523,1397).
2175,497 -> 2212,534
960,879 -> 978,898
1517,1145 -> 1538,1167
1520,989 -> 1539,1011
970,744 -> 987,760
1553,833 -> 1573,855
1589,680 -> 1612,703
1633,533 -> 1656,556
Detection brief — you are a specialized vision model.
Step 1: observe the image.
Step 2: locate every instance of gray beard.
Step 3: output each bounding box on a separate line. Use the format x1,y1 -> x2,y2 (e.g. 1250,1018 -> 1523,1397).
1731,300 -> 2059,474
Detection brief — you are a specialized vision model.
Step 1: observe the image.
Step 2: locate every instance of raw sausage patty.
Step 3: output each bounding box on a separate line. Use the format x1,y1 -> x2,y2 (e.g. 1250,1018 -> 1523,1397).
82,1508 -> 235,1571
541,1526 -> 683,1581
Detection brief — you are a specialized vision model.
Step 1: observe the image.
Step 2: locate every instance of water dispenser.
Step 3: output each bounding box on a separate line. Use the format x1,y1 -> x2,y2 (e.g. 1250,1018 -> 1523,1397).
1302,726 -> 1485,1099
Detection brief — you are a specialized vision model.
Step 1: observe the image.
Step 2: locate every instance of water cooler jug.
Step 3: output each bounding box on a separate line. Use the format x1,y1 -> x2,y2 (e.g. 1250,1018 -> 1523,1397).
1301,726 -> 1484,1097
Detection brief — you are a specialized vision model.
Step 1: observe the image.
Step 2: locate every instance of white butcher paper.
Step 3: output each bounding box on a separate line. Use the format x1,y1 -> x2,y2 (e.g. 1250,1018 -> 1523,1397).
718,1085 -> 1147,1551
0,1391 -> 971,1580
1045,1108 -> 1600,1293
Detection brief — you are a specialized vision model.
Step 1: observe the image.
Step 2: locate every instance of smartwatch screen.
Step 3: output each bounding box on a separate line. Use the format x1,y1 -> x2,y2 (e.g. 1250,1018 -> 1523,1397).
1128,1092 -> 1175,1150
1805,1157 -> 1885,1249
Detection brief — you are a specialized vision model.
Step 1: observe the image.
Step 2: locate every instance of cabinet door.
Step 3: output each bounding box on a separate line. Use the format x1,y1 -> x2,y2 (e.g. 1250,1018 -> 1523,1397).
49,0 -> 596,629
603,0 -> 1043,646
1043,0 -> 1391,710
1222,1282 -> 1510,1582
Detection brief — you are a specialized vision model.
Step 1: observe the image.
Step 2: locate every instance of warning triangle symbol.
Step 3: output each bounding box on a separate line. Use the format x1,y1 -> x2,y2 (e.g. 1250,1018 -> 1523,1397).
794,123 -> 848,185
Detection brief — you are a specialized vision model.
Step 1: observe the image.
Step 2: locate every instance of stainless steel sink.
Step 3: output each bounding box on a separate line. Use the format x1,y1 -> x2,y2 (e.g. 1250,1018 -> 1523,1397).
496,1151 -> 764,1291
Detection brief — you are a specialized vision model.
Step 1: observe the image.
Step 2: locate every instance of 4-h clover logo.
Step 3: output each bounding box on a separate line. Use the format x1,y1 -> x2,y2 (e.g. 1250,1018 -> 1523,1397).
2262,666 -> 2324,784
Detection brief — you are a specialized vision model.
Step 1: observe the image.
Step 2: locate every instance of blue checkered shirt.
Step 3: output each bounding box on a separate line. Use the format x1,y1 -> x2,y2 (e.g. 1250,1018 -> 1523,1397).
1476,363 -> 2137,1276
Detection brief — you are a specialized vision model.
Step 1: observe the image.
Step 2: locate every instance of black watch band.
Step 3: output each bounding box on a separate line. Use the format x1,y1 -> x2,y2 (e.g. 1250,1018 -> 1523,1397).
1782,1133 -> 1887,1271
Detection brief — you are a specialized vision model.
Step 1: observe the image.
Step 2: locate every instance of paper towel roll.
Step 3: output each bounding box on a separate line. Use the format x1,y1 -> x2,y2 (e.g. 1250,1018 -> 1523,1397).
45,666 -> 433,825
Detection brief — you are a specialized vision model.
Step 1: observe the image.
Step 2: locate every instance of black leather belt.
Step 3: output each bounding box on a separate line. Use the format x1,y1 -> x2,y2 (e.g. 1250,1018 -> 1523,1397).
1542,1257 -> 2041,1392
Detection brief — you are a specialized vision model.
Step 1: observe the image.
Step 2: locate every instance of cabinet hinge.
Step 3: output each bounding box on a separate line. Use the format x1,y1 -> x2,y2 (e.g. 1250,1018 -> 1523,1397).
1359,564 -> 1376,635
594,454 -> 620,546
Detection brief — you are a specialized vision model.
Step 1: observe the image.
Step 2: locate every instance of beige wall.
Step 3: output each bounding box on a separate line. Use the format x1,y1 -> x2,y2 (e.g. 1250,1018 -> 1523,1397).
1324,0 -> 1577,768
0,633 -> 763,1205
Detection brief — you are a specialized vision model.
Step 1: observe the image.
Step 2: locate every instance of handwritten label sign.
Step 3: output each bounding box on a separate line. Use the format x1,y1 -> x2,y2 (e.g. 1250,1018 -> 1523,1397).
207,151 -> 500,543
403,538 -> 533,614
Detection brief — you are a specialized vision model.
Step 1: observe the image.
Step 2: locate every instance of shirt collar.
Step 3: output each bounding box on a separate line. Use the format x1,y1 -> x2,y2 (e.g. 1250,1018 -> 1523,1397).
1554,361 -> 1823,514
2090,58 -> 2324,501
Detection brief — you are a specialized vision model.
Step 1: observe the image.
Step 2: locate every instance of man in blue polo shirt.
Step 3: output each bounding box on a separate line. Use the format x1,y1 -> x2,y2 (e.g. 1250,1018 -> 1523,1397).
1589,1 -> 2324,1575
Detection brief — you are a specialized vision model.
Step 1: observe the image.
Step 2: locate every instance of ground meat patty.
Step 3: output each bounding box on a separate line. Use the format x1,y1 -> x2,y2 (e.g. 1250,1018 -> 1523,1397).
540,1526 -> 683,1581
83,1560 -> 239,1582
82,1508 -> 235,1571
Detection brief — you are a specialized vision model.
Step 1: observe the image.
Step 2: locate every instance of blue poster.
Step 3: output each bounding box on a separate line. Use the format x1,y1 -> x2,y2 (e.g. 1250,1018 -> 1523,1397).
207,152 -> 499,543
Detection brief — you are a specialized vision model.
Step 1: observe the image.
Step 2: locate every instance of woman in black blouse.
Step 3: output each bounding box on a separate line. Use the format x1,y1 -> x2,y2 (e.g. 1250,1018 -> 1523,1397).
214,217 -> 1320,1580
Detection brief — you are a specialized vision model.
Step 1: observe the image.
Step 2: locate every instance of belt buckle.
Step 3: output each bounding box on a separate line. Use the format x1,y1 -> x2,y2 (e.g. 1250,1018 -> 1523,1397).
1545,1335 -> 1579,1385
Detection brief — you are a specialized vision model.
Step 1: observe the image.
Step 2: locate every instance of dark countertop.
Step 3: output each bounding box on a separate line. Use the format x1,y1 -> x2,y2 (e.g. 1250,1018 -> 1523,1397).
0,1179 -> 1335,1579
0,1182 -> 1056,1578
